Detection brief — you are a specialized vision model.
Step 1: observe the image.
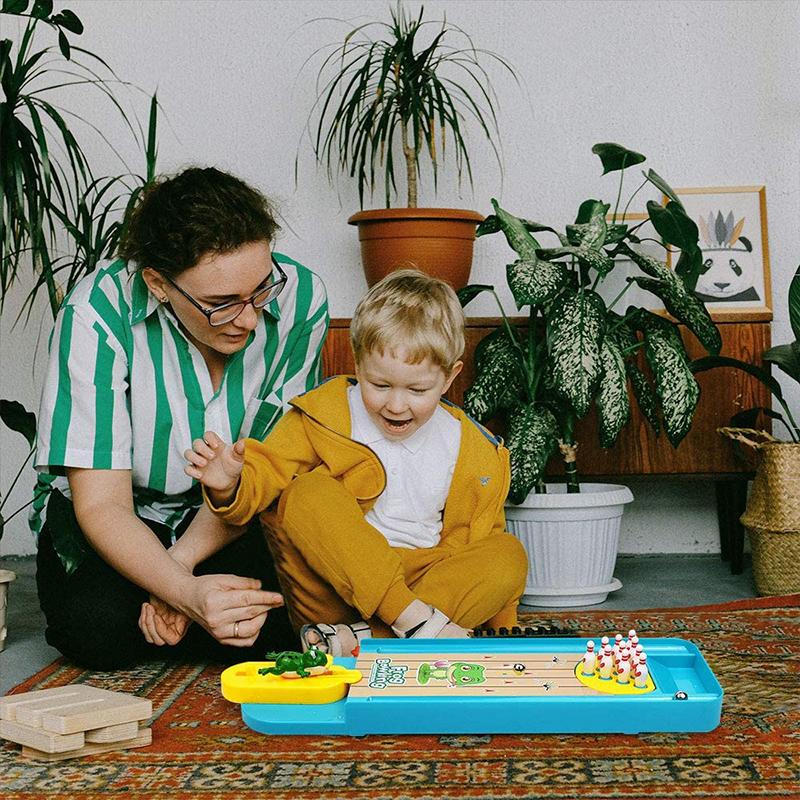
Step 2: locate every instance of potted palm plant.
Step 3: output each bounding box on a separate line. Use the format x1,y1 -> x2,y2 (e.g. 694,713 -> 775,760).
458,143 -> 722,606
303,1 -> 517,288
694,268 -> 800,595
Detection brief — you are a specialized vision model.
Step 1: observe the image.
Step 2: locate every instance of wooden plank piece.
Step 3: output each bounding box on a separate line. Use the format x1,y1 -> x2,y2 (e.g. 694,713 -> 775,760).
21,727 -> 152,761
0,719 -> 84,754
84,720 -> 140,743
0,686 -> 100,722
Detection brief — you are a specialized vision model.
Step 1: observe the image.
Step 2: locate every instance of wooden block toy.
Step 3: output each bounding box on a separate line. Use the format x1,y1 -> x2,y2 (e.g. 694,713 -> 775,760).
0,684 -> 151,734
22,727 -> 152,761
0,685 -> 152,760
221,634 -> 723,736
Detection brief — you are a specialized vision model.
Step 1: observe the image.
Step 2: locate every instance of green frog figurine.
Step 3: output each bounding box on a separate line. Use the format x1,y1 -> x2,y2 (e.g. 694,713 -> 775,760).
258,646 -> 330,679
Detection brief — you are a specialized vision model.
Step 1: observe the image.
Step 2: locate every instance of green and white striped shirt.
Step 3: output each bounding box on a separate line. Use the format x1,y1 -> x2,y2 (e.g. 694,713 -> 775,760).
32,252 -> 328,542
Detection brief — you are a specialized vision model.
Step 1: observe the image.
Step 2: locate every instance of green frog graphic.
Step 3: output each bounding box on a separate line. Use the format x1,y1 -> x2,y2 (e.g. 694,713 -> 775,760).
417,660 -> 486,687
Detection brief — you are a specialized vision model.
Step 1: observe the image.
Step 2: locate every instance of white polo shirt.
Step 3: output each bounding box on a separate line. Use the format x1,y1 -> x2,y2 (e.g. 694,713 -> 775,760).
348,384 -> 461,549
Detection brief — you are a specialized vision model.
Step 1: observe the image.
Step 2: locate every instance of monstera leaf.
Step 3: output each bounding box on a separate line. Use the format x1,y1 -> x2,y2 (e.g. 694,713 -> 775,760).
621,244 -> 721,355
596,336 -> 630,448
546,290 -> 607,417
463,328 -> 526,422
505,403 -> 559,504
637,311 -> 700,447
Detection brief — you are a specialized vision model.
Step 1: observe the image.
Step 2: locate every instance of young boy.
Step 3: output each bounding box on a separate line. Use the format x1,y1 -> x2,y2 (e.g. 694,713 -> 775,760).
186,270 -> 528,656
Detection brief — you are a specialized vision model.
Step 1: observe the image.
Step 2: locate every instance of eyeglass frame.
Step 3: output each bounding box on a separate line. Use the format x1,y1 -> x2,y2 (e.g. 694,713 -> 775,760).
161,255 -> 288,327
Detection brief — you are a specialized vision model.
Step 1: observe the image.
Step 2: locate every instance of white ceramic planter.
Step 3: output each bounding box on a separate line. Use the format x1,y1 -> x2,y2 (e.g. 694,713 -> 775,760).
505,483 -> 634,607
0,569 -> 16,652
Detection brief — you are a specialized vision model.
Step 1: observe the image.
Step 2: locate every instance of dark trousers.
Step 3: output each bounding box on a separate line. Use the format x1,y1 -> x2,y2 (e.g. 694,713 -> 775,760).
36,490 -> 295,670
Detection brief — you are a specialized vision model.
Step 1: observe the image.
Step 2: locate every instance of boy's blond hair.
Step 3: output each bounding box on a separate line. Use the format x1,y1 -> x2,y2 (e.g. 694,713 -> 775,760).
350,269 -> 465,371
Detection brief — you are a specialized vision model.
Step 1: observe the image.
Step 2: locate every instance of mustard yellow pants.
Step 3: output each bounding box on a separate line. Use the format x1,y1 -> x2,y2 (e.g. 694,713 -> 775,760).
262,471 -> 528,637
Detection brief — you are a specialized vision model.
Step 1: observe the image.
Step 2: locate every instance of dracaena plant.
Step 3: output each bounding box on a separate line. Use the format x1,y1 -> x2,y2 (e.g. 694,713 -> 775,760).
302,1 -> 516,208
1,0 -> 158,320
458,143 -> 723,503
693,266 -> 800,443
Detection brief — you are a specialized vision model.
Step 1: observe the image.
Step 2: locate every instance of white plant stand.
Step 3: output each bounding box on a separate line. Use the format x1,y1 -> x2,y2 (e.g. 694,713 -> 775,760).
0,569 -> 16,652
505,483 -> 634,607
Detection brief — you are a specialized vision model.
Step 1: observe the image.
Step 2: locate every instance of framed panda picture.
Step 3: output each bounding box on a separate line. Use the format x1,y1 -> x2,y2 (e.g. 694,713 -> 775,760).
666,185 -> 772,321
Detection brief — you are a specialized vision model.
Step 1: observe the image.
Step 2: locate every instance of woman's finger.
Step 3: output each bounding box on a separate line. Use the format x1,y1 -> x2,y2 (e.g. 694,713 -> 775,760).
191,437 -> 216,460
203,431 -> 224,449
183,449 -> 208,467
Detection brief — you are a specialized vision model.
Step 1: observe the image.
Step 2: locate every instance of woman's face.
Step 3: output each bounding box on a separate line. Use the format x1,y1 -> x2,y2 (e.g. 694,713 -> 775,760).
144,240 -> 274,358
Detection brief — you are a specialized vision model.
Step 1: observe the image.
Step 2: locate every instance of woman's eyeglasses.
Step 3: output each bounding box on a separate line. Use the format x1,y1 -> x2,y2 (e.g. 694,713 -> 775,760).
163,256 -> 287,327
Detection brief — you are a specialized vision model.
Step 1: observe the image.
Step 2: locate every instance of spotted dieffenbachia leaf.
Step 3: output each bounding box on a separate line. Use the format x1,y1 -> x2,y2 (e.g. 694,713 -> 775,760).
505,403 -> 559,504
506,258 -> 568,309
621,244 -> 721,355
546,290 -> 606,417
482,199 -> 542,260
637,311 -> 700,446
463,328 -> 526,422
538,201 -> 615,278
626,362 -> 661,435
477,214 -> 567,246
596,336 -> 630,448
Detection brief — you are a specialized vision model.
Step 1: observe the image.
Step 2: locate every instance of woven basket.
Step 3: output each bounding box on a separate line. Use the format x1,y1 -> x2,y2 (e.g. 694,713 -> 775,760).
739,442 -> 800,596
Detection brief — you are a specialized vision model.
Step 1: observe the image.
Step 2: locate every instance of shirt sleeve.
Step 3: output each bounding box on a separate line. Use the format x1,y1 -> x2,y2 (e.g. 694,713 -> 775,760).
35,301 -> 132,474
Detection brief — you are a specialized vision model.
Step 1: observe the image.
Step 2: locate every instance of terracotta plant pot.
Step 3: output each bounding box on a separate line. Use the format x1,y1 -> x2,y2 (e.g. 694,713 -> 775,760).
347,207 -> 484,289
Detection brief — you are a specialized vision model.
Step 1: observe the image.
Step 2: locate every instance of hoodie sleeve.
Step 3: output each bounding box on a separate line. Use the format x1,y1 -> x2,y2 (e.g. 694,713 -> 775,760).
204,408 -> 320,525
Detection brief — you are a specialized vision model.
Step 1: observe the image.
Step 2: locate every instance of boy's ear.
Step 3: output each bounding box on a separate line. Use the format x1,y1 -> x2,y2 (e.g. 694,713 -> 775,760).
442,360 -> 463,394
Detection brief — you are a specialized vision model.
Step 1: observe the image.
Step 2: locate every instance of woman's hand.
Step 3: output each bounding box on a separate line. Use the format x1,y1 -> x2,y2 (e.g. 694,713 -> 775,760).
182,573 -> 284,647
184,431 -> 245,505
139,596 -> 191,646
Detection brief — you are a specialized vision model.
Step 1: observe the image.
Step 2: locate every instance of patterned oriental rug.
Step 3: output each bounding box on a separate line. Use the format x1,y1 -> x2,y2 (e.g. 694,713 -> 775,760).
2,595 -> 799,800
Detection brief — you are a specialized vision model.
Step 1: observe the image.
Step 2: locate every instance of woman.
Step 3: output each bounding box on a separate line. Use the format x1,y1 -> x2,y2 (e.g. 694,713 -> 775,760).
33,167 -> 328,669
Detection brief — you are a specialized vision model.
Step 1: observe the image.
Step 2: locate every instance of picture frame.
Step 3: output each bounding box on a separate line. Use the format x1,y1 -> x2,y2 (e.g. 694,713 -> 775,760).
665,186 -> 772,321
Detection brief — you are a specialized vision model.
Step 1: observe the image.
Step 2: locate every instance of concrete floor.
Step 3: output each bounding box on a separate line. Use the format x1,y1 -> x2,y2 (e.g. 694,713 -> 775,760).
0,553 -> 756,696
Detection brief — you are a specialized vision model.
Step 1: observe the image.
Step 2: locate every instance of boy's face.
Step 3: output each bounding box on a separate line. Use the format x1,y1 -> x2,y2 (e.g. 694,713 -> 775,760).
355,348 -> 462,441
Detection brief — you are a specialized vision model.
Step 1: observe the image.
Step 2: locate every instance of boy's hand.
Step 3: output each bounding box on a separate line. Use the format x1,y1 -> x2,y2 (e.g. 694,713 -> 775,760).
184,430 -> 245,504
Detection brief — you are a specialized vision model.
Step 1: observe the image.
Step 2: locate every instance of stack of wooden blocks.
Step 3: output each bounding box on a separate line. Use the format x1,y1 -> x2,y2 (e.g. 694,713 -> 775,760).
0,684 -> 152,760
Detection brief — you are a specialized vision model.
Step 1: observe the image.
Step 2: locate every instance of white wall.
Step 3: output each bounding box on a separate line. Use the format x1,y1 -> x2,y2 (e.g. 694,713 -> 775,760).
2,0 -> 799,556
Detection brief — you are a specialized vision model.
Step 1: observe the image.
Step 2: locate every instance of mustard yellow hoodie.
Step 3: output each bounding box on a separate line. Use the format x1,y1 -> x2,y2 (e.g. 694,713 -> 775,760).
210,375 -> 511,545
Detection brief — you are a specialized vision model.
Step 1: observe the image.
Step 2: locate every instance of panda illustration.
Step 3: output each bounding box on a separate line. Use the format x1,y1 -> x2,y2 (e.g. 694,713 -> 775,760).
693,210 -> 761,303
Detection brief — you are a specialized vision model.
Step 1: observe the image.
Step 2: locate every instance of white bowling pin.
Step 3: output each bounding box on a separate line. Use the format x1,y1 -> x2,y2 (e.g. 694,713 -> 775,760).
581,641 -> 597,676
598,649 -> 614,680
616,653 -> 631,684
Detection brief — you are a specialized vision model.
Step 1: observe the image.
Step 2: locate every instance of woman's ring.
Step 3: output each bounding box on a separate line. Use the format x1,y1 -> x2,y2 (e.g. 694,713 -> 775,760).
233,621 -> 240,638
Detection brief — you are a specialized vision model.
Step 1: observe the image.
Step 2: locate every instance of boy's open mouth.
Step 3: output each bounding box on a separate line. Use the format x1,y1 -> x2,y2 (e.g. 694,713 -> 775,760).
382,416 -> 413,432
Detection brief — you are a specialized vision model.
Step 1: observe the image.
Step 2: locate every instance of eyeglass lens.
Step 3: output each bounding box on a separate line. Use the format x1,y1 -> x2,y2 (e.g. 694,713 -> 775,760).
208,281 -> 284,326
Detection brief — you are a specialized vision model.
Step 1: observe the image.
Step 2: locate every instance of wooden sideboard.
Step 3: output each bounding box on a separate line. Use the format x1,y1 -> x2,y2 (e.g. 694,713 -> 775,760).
322,318 -> 772,573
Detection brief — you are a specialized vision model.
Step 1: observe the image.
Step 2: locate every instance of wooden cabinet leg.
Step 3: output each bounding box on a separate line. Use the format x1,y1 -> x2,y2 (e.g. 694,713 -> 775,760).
715,479 -> 748,575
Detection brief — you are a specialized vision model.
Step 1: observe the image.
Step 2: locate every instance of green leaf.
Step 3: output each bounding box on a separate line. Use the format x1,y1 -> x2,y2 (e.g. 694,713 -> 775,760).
646,200 -> 699,253
546,290 -> 606,417
763,342 -> 800,383
626,362 -> 661,435
463,328 -> 525,421
487,199 -> 540,259
643,169 -> 683,207
789,266 -> 800,341
591,142 -> 646,175
457,284 -> 495,309
505,404 -> 558,504
57,28 -> 70,59
0,399 -> 37,446
2,0 -> 29,13
51,8 -> 83,34
31,0 -> 52,16
506,257 -> 568,309
596,337 -> 630,447
637,312 -> 699,446
621,244 -> 721,354
477,214 -> 565,243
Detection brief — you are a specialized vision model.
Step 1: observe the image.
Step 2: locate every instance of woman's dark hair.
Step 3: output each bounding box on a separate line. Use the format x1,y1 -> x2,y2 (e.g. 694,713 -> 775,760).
118,167 -> 280,275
